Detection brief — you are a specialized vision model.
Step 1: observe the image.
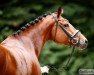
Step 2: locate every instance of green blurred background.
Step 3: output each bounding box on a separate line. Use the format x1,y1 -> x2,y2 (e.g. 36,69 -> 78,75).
0,0 -> 94,75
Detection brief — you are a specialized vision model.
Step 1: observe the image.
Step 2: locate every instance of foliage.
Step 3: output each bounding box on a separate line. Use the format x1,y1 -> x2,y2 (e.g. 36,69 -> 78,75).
0,0 -> 94,75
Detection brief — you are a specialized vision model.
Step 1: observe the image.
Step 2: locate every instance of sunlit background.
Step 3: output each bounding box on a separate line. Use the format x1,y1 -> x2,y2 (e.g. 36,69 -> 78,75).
0,0 -> 94,75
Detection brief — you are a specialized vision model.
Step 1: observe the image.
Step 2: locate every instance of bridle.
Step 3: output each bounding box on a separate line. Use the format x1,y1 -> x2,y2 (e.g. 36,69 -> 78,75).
52,15 -> 80,46
59,22 -> 80,46
46,15 -> 81,73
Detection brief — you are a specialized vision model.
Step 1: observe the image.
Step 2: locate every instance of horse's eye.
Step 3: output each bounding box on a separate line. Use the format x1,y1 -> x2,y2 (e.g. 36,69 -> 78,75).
63,24 -> 69,27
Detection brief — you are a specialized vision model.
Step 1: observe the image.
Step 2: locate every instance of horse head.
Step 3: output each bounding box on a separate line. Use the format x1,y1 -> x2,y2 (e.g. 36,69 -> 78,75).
51,7 -> 88,49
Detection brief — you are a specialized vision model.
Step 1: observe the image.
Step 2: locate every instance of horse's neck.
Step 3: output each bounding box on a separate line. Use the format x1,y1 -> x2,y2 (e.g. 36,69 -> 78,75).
15,15 -> 55,57
0,45 -> 6,74
0,45 -> 17,75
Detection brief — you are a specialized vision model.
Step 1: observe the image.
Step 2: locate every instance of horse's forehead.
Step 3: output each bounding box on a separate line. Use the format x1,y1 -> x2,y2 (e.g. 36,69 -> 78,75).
60,17 -> 69,23
64,18 -> 69,22
60,17 -> 75,28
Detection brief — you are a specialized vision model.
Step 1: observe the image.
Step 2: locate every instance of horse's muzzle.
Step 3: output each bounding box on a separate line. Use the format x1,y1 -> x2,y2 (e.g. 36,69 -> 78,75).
79,40 -> 88,50
70,38 -> 88,50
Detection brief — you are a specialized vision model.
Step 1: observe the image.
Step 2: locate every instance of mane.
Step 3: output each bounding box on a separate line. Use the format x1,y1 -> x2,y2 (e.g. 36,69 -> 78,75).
13,12 -> 51,36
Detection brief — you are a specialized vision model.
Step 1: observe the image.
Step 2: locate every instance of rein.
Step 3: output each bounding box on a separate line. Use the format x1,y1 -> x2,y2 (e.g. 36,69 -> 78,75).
47,15 -> 80,73
48,46 -> 76,72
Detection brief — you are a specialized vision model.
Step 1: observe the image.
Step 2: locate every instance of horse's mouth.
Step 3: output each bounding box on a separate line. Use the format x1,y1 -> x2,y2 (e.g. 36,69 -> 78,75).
73,42 -> 88,50
70,39 -> 88,50
78,43 -> 88,50
70,42 -> 88,50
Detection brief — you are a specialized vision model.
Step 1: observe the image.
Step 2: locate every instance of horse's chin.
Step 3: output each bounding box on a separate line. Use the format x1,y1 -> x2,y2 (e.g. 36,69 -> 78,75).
66,42 -> 87,50
77,43 -> 87,50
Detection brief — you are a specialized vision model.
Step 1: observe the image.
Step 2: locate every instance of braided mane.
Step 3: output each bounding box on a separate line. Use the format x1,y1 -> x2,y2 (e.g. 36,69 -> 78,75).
13,13 -> 51,36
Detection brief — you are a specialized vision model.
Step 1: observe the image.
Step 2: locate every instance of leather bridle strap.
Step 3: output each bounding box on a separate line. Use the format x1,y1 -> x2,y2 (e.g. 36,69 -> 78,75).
59,23 -> 80,40
52,15 -> 80,44
59,24 -> 72,38
71,30 -> 79,40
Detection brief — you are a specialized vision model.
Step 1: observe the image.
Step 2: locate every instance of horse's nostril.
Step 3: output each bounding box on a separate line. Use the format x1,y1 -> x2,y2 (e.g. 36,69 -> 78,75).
85,40 -> 88,44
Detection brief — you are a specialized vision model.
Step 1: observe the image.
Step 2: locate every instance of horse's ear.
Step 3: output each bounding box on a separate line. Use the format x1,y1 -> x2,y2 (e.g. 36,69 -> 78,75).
57,7 -> 63,18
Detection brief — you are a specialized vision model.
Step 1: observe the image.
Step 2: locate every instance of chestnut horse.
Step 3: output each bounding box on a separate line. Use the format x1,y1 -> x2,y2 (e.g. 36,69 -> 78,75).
0,8 -> 88,75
